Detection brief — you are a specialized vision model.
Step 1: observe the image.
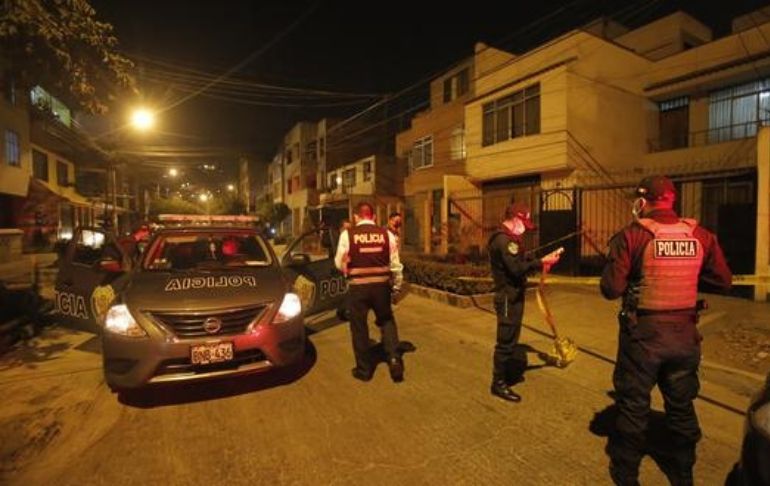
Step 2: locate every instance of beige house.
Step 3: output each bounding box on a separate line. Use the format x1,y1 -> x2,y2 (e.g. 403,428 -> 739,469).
459,9 -> 770,300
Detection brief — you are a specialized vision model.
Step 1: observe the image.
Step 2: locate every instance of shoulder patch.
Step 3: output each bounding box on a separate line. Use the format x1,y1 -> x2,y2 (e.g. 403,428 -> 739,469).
507,242 -> 519,255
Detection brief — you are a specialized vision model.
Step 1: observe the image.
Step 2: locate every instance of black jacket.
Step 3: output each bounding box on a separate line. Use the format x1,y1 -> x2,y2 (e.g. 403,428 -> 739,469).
488,226 -> 541,292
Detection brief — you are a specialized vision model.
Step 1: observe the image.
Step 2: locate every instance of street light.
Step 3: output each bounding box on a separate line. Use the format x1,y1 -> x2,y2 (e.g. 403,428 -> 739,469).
199,193 -> 209,202
130,108 -> 155,131
227,184 -> 235,192
168,168 -> 178,177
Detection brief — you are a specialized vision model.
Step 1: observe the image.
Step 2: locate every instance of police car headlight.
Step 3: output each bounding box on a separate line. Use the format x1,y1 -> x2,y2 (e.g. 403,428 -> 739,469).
273,293 -> 302,324
751,401 -> 770,440
105,304 -> 147,337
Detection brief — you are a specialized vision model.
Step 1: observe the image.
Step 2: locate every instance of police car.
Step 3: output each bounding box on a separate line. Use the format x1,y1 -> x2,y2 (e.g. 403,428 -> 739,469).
54,219 -> 347,390
729,372 -> 770,485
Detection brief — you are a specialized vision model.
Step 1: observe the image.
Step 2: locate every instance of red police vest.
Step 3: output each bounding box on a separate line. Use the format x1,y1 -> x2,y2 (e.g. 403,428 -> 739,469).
636,218 -> 704,311
347,224 -> 391,285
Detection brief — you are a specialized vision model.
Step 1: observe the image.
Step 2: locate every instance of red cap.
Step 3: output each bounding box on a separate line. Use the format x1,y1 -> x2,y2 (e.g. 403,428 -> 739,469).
508,201 -> 536,230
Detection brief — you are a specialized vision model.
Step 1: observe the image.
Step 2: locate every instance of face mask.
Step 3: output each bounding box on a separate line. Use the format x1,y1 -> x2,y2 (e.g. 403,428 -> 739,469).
632,198 -> 647,220
511,218 -> 526,236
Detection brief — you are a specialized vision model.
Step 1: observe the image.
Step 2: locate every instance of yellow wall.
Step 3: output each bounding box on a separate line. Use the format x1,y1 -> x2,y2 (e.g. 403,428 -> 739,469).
0,94 -> 32,197
615,12 -> 713,60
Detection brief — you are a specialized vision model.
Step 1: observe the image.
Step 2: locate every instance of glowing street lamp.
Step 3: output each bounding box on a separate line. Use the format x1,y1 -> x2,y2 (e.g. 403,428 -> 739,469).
227,184 -> 235,192
168,168 -> 178,177
199,193 -> 209,202
130,108 -> 155,131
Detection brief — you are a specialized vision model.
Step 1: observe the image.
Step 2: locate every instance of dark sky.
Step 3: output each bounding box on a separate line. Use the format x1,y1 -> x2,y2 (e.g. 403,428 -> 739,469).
91,0 -> 770,170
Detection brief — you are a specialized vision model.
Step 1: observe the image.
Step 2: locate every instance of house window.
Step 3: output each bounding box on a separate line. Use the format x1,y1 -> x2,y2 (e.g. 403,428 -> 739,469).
443,68 -> 471,103
328,172 -> 338,190
481,83 -> 541,146
57,160 -> 69,186
306,173 -> 316,189
709,79 -> 770,143
4,129 -> 20,166
285,148 -> 293,165
450,127 -> 466,160
293,175 -> 300,191
319,137 -> 325,157
411,136 -> 433,170
287,179 -> 293,195
3,74 -> 16,105
33,149 -> 48,181
658,96 -> 689,150
305,141 -> 317,162
343,168 -> 356,188
30,86 -> 71,126
363,161 -> 372,181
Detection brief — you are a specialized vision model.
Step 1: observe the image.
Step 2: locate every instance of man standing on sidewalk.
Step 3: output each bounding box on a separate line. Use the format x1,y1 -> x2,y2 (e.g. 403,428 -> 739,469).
488,201 -> 560,402
600,175 -> 732,486
335,202 -> 405,383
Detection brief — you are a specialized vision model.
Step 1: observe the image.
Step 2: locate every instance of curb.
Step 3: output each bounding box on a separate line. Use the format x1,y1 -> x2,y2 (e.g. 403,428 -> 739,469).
406,283 -> 494,309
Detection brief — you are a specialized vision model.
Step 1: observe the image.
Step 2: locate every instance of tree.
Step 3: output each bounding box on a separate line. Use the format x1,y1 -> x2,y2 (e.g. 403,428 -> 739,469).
255,199 -> 290,226
0,0 -> 135,114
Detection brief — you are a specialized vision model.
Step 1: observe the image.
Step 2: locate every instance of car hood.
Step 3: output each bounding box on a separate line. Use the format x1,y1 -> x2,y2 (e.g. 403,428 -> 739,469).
123,267 -> 289,312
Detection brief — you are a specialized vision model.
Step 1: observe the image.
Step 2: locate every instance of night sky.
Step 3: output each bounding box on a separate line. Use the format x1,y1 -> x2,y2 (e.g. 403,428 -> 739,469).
91,0 -> 770,171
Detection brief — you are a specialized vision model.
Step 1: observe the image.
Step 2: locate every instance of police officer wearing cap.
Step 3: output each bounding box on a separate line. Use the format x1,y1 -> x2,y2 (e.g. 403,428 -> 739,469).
488,201 -> 561,402
335,201 -> 405,382
600,176 -> 732,486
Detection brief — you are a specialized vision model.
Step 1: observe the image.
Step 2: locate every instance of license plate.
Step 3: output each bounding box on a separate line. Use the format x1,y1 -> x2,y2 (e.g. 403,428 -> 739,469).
190,342 -> 234,365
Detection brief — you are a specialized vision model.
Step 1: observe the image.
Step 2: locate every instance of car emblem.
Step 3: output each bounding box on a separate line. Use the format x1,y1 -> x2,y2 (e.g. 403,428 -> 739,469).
203,317 -> 222,334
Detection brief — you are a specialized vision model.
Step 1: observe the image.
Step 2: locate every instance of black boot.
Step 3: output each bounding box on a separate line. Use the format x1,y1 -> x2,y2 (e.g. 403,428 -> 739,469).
387,357 -> 404,383
490,379 -> 521,402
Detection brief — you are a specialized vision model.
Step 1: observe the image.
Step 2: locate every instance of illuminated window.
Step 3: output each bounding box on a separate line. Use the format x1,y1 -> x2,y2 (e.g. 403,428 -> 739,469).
363,161 -> 373,181
411,136 -> 433,170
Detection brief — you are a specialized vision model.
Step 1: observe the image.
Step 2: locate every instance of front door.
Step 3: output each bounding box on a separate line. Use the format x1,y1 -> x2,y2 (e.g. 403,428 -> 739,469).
282,226 -> 347,316
54,227 -> 129,331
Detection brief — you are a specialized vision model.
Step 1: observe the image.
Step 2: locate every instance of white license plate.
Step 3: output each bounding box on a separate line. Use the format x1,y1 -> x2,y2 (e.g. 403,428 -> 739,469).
190,342 -> 234,365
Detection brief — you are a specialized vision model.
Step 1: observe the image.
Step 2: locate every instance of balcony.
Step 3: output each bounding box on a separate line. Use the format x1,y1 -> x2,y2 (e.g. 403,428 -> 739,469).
648,120 -> 768,153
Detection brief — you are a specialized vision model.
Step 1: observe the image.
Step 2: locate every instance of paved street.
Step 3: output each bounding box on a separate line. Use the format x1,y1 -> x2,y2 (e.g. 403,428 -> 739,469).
0,288 -> 760,486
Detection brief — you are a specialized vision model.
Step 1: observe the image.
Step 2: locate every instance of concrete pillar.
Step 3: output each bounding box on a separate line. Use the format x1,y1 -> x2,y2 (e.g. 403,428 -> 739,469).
440,195 -> 449,254
422,198 -> 431,254
755,128 -> 770,301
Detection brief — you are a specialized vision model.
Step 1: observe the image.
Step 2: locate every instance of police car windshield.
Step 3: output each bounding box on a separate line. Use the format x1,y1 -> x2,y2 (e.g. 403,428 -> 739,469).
142,232 -> 272,271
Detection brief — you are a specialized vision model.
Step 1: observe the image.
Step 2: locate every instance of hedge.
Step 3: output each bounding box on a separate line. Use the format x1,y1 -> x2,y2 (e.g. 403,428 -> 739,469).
402,255 -> 493,295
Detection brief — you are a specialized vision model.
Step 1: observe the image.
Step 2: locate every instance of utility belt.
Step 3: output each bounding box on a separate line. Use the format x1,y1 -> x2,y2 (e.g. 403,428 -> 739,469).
622,299 -> 707,324
347,265 -> 391,286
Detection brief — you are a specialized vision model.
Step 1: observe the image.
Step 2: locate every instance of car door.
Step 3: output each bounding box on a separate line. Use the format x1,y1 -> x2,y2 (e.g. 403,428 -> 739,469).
54,227 -> 130,331
281,226 -> 346,316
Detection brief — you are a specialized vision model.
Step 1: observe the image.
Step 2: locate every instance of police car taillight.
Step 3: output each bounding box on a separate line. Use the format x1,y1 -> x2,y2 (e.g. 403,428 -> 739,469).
272,293 -> 301,324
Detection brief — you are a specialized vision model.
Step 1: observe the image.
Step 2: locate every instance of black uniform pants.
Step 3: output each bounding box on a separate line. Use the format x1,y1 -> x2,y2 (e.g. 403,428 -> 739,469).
492,286 -> 525,382
348,282 -> 399,372
610,312 -> 702,481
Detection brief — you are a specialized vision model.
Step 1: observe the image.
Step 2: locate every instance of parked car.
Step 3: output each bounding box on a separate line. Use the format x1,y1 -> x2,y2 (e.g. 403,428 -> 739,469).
53,223 -> 347,391
729,372 -> 770,485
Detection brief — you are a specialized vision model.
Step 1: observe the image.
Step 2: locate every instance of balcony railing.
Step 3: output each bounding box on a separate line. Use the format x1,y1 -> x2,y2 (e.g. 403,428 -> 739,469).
648,120 -> 770,152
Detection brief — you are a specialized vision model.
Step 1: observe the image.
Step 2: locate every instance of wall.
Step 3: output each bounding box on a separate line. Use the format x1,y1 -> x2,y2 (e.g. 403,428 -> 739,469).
615,12 -> 713,60
0,83 -> 31,199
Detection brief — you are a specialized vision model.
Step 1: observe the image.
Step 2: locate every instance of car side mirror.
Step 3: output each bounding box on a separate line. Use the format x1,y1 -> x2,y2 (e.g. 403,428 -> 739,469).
98,258 -> 122,273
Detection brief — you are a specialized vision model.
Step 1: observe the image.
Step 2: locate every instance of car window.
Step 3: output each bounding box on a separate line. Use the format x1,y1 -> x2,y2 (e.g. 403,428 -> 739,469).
291,229 -> 332,262
143,232 -> 272,270
72,229 -> 106,266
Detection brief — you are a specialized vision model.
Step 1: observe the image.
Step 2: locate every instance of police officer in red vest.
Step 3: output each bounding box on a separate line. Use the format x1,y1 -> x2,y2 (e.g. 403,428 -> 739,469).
600,176 -> 732,486
335,202 -> 404,382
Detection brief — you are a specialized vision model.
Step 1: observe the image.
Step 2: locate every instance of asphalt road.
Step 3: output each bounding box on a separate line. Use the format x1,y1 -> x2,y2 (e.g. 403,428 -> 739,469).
0,292 -> 749,486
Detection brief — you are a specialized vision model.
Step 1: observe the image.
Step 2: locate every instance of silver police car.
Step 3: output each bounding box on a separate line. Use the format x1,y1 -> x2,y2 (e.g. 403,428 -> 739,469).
55,225 -> 310,390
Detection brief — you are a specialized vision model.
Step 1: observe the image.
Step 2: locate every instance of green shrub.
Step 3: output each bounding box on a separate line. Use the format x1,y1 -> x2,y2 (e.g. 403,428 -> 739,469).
403,255 -> 493,295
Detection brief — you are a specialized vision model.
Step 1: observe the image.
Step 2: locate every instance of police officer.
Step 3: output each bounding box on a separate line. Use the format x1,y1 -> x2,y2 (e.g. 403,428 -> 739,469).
488,201 -> 560,402
335,202 -> 404,382
600,176 -> 732,486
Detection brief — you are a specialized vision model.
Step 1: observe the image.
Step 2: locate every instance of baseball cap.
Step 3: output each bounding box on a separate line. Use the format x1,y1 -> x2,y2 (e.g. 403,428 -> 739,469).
508,201 -> 536,230
635,175 -> 676,201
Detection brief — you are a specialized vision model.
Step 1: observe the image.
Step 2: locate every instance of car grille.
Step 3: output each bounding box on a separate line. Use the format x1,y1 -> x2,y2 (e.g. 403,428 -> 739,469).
154,349 -> 268,377
149,304 -> 267,338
